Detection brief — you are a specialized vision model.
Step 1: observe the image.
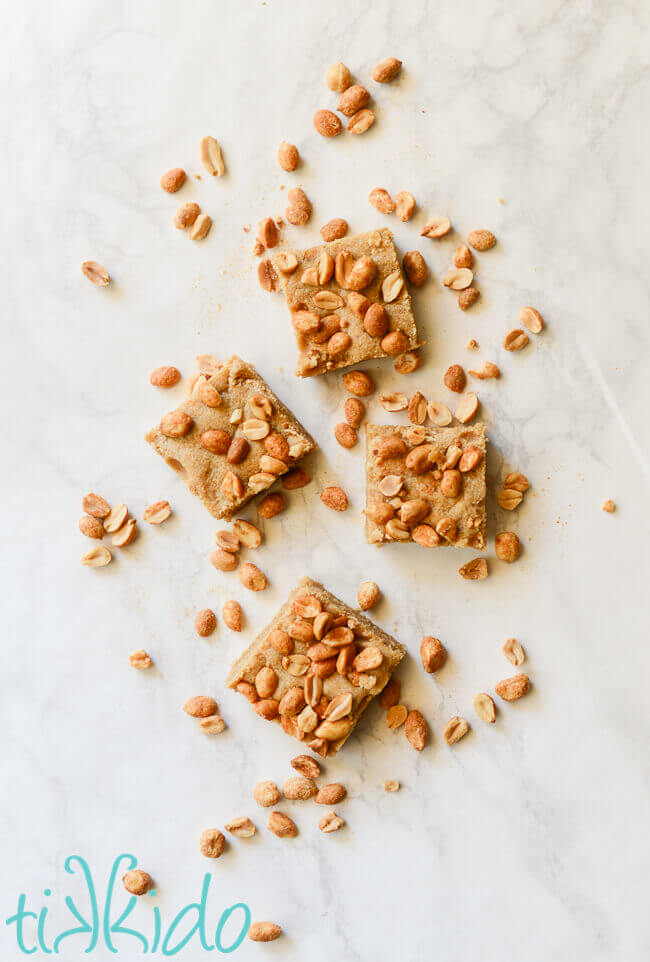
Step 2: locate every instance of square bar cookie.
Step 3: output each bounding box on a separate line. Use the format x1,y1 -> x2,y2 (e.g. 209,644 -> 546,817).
145,355 -> 317,519
365,422 -> 487,548
225,577 -> 405,756
279,227 -> 422,377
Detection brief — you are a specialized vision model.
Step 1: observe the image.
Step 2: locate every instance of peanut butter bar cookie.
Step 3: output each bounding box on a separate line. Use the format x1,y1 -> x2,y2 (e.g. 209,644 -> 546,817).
365,422 -> 487,548
278,228 -> 422,376
146,356 -> 316,519
225,577 -> 405,756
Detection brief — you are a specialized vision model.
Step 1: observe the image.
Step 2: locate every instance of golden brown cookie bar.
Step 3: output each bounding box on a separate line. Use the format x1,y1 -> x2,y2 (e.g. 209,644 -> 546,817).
279,228 -> 422,376
145,355 -> 317,519
225,577 -> 405,755
365,422 -> 487,548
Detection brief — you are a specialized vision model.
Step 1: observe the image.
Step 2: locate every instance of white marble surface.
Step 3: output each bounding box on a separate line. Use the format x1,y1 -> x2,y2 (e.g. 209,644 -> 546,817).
2,0 -> 649,958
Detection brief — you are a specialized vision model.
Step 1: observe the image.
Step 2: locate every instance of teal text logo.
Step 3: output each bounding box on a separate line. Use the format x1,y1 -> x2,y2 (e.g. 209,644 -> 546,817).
5,854 -> 251,955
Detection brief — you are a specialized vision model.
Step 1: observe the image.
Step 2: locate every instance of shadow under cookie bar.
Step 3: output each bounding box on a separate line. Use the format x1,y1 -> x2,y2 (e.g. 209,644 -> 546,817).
365,422 -> 487,548
225,577 -> 405,756
278,228 -> 422,377
145,355 -> 317,519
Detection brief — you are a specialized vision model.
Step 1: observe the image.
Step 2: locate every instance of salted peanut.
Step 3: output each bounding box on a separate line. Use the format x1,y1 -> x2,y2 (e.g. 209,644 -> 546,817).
365,502 -> 395,526
195,608 -> 217,637
473,692 -> 496,724
436,517 -> 457,542
420,636 -> 446,673
377,680 -> 400,712
285,187 -> 312,225
455,392 -> 479,423
277,140 -> 299,171
200,429 -> 231,454
405,392 -> 426,425
230,519 -> 261,548
81,544 -> 112,567
327,332 -> 352,358
239,562 -> 268,591
495,531 -> 521,563
291,754 -> 321,779
123,870 -> 152,895
495,673 -> 530,701
79,515 -> 104,540
369,188 -> 394,214
129,649 -> 152,670
443,715 -> 469,745
497,488 -> 523,510
519,306 -> 544,334
386,704 -> 408,730
200,828 -> 226,858
372,57 -> 402,82
358,581 -> 381,610
394,349 -> 422,374
347,255 -> 377,291
467,229 -> 496,251
347,108 -> 375,134
381,329 -> 410,356
314,109 -> 343,137
458,289 -> 480,310
412,524 -> 440,547
257,216 -> 279,249
421,217 -> 451,238
249,921 -> 282,943
383,779 -> 400,792
380,392 -> 408,412
237,681 -> 258,704
174,202 -> 201,229
258,258 -> 279,292
319,811 -> 345,833
82,260 -> 110,286
469,361 -> 500,379
459,558 -> 488,581
195,378 -> 222,407
282,775 -> 316,800
200,135 -> 225,176
150,365 -> 181,389
503,329 -> 529,351
425,400 -> 451,426
504,472 -> 530,493
83,492 -> 111,519
382,271 -> 404,303
454,244 -> 473,269
221,471 -> 246,500
257,493 -> 286,520
395,191 -> 415,222
403,250 -> 427,286
502,637 -> 525,666
253,698 -> 280,720
602,499 -> 615,513
320,486 -> 348,511
405,710 -> 427,751
254,781 -> 281,807
279,467 -> 310,492
274,252 -> 298,276
219,600 -> 241,632
344,397 -> 365,430
467,339 -> 479,350
160,167 -> 186,193
184,695 -> 218,718
339,84 -> 370,116
444,364 -> 466,393
334,422 -> 358,449
210,547 -> 238,572
325,692 -> 354,724
319,220 -> 348,244
190,213 -> 212,241
112,518 -> 137,547
143,500 -> 172,527
385,518 -> 410,541
225,817 -> 256,838
278,685 -> 307,716
198,714 -> 226,734
255,667 -> 278,701
315,782 -> 346,805
317,250 -> 336,284
399,499 -> 428,525
443,268 -> 473,290
364,303 -> 389,338
267,811 -> 298,838
160,410 -> 193,437
326,61 -> 352,92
